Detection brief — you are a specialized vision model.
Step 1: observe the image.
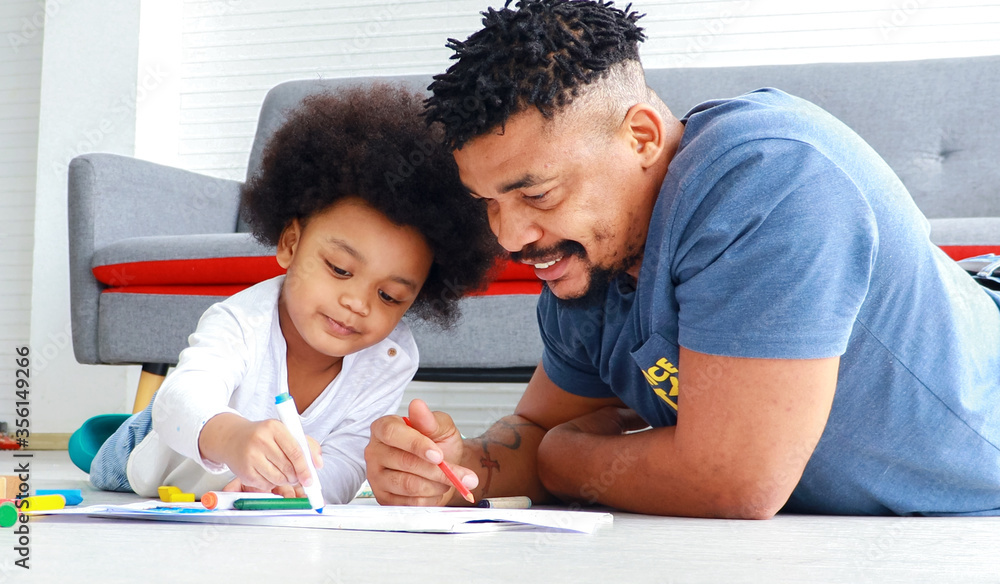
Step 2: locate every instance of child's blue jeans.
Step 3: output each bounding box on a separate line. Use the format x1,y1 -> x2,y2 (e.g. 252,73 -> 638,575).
89,395 -> 157,492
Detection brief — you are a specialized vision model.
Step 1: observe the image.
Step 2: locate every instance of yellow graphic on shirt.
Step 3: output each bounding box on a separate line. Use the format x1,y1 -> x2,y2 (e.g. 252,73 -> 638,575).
641,357 -> 679,410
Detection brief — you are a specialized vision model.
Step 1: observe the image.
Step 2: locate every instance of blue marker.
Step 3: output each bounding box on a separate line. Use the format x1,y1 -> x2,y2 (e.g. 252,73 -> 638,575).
36,489 -> 83,506
274,393 -> 324,513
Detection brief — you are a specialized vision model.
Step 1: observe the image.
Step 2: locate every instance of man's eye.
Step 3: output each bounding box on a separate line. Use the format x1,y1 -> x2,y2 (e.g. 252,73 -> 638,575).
328,262 -> 351,277
524,191 -> 548,201
378,290 -> 399,304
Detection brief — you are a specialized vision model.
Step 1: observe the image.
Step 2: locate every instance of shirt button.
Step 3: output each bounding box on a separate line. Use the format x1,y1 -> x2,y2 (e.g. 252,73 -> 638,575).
387,348 -> 397,357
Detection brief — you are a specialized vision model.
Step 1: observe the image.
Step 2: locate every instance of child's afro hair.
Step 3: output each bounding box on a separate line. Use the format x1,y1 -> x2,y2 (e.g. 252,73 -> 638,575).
425,0 -> 646,149
240,83 -> 501,328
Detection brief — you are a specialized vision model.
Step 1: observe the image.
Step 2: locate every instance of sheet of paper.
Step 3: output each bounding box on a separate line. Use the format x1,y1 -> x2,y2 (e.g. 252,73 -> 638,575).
34,501 -> 613,534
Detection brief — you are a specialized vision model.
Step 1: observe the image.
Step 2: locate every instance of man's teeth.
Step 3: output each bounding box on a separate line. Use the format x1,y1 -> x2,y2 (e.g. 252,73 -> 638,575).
533,258 -> 561,269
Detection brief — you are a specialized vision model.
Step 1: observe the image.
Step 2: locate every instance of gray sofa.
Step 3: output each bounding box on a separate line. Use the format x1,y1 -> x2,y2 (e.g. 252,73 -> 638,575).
68,55 -> 1000,411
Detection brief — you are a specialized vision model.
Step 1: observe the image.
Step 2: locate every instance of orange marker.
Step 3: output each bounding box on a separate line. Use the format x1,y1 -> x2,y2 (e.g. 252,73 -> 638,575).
402,417 -> 475,504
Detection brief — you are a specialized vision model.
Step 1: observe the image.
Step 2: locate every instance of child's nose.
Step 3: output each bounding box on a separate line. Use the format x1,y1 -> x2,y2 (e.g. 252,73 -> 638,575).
340,290 -> 369,316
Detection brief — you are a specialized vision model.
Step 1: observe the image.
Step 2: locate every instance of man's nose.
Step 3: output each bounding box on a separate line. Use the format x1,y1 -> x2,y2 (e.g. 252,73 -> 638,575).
490,202 -> 543,253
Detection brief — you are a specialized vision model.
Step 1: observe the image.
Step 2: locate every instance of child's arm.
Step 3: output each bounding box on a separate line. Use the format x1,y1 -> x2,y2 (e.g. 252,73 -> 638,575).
149,293 -> 324,494
151,303 -> 251,473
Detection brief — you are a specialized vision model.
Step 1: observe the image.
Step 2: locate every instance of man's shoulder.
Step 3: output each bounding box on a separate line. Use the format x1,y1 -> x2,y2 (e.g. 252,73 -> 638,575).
677,88 -> 840,157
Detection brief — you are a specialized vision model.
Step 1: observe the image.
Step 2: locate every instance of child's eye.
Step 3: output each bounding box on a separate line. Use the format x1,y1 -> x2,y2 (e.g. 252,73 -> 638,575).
378,290 -> 400,304
327,262 -> 351,277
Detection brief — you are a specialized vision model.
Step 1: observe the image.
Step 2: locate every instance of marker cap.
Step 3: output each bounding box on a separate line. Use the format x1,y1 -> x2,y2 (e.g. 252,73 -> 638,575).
0,502 -> 17,527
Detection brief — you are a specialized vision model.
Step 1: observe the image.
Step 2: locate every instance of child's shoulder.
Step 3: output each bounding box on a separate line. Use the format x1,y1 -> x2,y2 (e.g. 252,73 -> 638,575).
196,276 -> 283,333
224,275 -> 284,309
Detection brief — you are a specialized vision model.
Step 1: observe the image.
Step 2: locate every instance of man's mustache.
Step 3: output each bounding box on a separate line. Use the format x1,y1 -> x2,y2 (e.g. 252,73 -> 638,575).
510,240 -> 586,264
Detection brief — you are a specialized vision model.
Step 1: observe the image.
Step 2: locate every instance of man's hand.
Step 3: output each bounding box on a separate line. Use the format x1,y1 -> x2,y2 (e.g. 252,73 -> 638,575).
198,413 -> 323,493
365,399 -> 479,506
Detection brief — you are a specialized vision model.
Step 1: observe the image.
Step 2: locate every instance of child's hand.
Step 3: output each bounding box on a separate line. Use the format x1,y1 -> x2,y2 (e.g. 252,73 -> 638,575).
199,413 -> 323,492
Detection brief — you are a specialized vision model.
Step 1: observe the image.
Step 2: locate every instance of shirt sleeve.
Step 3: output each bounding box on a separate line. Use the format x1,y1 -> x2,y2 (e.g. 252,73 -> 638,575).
537,289 -> 616,398
151,303 -> 250,473
672,138 -> 878,359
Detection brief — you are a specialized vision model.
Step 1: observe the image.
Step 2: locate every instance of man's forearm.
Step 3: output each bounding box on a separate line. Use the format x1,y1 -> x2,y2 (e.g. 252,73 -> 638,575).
451,414 -> 552,505
537,423 -> 794,519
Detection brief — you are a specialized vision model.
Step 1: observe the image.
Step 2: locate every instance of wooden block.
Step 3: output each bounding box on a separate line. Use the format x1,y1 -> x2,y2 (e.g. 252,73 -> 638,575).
0,476 -> 23,500
157,485 -> 181,502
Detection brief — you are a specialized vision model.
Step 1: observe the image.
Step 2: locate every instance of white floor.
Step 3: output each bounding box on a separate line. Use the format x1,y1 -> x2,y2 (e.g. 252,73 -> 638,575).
2,450 -> 1000,584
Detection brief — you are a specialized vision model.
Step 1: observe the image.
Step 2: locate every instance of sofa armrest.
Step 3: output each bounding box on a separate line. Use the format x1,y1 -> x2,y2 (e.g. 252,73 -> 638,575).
68,153 -> 244,364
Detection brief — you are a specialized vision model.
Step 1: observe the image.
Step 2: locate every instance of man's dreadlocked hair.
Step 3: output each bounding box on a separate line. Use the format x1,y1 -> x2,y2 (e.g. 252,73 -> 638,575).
425,0 -> 646,149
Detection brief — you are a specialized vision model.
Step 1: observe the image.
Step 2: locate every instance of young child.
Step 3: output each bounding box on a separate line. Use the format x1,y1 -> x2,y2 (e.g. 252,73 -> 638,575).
89,83 -> 498,504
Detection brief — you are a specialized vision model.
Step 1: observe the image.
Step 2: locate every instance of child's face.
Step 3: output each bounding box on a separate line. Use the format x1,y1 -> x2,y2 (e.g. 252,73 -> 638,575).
276,197 -> 433,361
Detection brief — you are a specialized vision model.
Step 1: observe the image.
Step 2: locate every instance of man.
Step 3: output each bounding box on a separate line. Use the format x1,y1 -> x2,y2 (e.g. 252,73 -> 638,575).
365,0 -> 1000,517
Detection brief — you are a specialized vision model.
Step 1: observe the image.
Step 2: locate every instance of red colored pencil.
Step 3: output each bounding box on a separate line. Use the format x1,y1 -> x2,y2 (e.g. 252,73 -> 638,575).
402,417 -> 475,504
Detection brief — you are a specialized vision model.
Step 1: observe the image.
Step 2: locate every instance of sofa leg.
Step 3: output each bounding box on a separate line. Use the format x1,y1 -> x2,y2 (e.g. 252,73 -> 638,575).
134,363 -> 170,414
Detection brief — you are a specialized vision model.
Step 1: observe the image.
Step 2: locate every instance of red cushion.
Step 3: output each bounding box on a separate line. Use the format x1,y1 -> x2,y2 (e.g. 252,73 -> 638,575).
95,258 -> 542,297
103,284 -> 252,296
478,280 -> 544,295
938,245 -> 1000,262
493,261 -> 536,281
92,257 -> 285,287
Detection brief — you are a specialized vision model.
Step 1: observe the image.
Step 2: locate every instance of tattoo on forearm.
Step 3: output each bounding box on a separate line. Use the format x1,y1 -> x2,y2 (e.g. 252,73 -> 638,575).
479,443 -> 500,497
476,418 -> 541,498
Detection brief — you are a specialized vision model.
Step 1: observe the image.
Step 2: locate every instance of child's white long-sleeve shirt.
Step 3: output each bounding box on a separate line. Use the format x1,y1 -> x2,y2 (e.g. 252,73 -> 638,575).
127,276 -> 416,503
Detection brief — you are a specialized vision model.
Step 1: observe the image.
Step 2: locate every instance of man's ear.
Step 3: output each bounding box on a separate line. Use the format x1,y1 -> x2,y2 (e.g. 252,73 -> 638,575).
276,219 -> 302,269
623,103 -> 666,169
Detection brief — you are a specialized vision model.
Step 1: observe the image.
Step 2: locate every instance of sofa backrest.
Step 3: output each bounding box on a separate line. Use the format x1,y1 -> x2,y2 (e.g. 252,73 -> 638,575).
643,55 -> 1000,219
243,55 -> 1000,231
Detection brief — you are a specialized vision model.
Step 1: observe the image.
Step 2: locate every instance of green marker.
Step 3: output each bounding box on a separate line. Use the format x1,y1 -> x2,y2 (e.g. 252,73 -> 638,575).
232,497 -> 312,510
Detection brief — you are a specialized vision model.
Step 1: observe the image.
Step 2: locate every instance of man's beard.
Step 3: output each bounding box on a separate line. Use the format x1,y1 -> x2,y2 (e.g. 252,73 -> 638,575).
512,240 -> 643,309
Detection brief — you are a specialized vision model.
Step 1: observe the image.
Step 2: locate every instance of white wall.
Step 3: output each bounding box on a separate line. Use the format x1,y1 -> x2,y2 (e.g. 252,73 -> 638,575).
0,1 -> 43,432
642,0 -> 1000,67
174,0 -> 1000,182
29,0 -> 143,433
17,0 -> 1000,435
